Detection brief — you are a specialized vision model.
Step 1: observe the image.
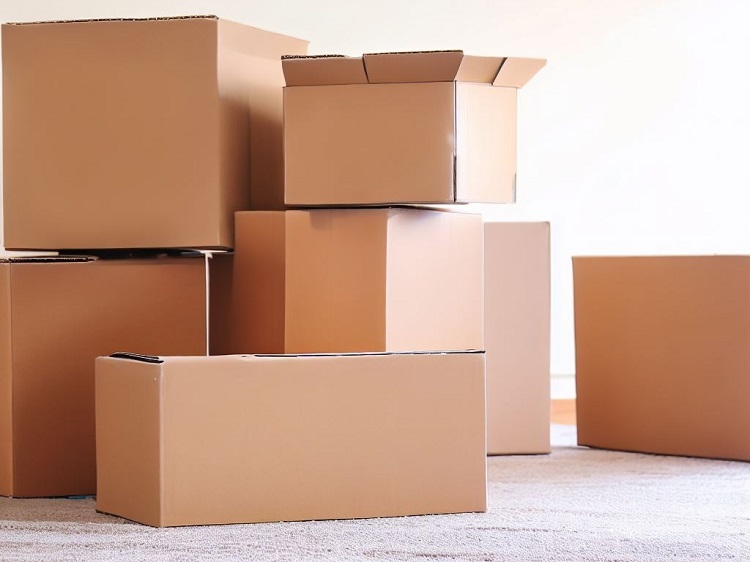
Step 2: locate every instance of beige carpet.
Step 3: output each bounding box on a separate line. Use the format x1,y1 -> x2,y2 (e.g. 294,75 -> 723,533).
1,426 -> 749,561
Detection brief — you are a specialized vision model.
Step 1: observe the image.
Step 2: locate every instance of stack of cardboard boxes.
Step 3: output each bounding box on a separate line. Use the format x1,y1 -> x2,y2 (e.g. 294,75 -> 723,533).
1,16 -> 551,527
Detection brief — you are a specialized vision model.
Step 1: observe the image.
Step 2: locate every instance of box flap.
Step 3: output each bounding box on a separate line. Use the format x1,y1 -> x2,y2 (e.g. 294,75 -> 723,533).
364,50 -> 465,83
492,57 -> 546,88
455,56 -> 506,84
282,55 -> 367,86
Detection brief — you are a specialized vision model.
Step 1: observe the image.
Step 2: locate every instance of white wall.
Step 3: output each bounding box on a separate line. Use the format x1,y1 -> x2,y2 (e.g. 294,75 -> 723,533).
2,0 -> 749,377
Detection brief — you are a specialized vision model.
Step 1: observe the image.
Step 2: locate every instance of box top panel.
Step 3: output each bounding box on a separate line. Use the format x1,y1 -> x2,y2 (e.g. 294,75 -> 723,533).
107,350 -> 484,364
0,255 -> 93,264
282,50 -> 545,88
0,249 -> 212,264
4,15 -> 218,26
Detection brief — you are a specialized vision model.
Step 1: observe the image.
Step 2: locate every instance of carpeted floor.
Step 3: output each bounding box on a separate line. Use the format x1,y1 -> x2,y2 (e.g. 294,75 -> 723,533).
1,426 -> 748,561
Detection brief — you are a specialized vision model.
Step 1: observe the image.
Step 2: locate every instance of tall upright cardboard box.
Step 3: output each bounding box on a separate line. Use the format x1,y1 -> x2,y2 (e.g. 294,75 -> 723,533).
283,51 -> 544,206
574,256 -> 750,462
0,256 -> 211,497
485,222 -> 550,455
228,208 -> 484,354
2,16 -> 308,250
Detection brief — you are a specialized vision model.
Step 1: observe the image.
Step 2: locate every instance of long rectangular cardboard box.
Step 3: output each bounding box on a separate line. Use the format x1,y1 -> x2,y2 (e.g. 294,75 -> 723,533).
282,51 -> 544,206
485,222 -> 550,455
95,351 -> 487,527
2,16 -> 307,250
0,255 -> 219,497
573,256 -> 750,461
227,208 -> 484,354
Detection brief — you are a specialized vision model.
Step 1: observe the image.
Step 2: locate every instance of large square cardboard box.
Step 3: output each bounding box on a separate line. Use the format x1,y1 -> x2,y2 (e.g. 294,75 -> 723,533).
282,51 -> 545,206
95,350 -> 487,527
485,222 -> 550,455
573,256 -> 750,462
228,208 -> 483,354
2,16 -> 308,250
0,255 -> 214,497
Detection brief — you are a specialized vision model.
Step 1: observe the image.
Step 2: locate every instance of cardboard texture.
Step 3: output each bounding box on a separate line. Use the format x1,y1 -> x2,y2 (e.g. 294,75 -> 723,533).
95,351 -> 487,527
2,17 -> 308,250
207,252 -> 235,356
0,256 -> 212,497
282,51 -> 544,206
484,222 -> 550,455
573,256 -> 750,462
229,208 -> 484,354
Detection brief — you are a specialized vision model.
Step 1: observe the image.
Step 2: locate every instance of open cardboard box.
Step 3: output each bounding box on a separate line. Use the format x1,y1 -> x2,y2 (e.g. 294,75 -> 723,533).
0,252 -> 232,497
2,16 -> 307,250
574,256 -> 750,462
95,350 -> 487,527
228,208 -> 483,354
282,50 -> 545,206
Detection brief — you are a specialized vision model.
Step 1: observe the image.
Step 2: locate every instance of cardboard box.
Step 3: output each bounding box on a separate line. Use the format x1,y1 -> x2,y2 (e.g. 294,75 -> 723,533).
282,51 -> 545,206
95,350 -> 487,527
228,208 -> 484,354
0,255 -> 214,497
485,222 -> 550,455
573,256 -> 750,462
2,16 -> 308,250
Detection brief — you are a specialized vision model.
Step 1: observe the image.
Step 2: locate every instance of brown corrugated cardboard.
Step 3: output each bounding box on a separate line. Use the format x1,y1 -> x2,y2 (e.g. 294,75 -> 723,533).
229,208 -> 483,354
485,222 -> 550,455
2,16 -> 308,250
96,351 -> 487,527
207,252 -> 235,356
230,212 -> 287,353
573,256 -> 750,462
282,51 -> 544,206
0,256 -> 212,497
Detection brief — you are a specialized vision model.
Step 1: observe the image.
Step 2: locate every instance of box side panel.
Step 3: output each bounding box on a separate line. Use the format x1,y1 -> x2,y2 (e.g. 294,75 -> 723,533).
10,258 -> 207,497
284,83 -> 456,205
231,212 -> 286,353
285,210 -> 387,353
574,256 -> 750,461
3,19 -> 221,249
385,210 -> 484,351
160,352 -> 486,526
0,266 -> 13,495
208,252 -> 234,355
218,20 -> 307,231
484,222 -> 550,454
219,20 -> 307,215
218,19 -> 308,61
455,84 -> 516,203
95,357 -> 163,527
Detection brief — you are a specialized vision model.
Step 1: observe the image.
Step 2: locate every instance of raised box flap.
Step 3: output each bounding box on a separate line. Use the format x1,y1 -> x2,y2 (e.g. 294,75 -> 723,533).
282,55 -> 368,86
364,50 -> 465,84
493,57 -> 547,88
455,55 -> 506,84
